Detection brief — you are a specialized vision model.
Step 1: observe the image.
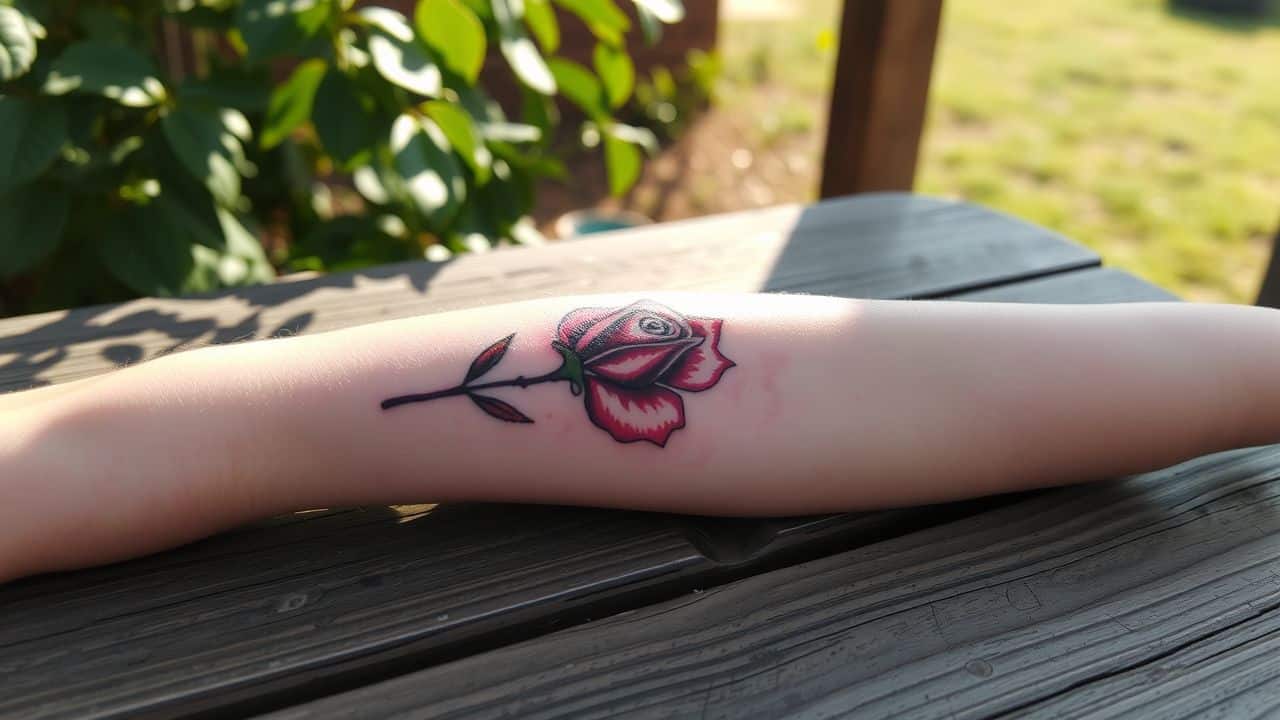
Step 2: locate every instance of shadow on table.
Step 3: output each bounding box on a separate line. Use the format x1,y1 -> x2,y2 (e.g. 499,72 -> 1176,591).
0,260 -> 446,390
1165,0 -> 1280,31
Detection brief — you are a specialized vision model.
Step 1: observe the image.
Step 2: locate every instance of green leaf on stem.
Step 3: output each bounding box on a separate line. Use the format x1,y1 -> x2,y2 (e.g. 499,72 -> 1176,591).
634,3 -> 661,43
214,208 -> 275,286
12,0 -> 46,38
363,7 -> 443,97
415,0 -> 486,85
390,112 -> 465,226
593,42 -> 633,108
600,122 -> 655,195
0,97 -> 67,194
312,69 -> 378,170
493,0 -> 556,95
603,128 -> 641,196
481,121 -> 542,144
76,5 -> 133,43
358,6 -> 415,38
423,99 -> 491,183
547,57 -> 609,120
0,5 -> 36,81
261,58 -> 326,149
42,41 -> 167,107
0,184 -> 68,278
235,0 -> 330,63
633,0 -> 684,23
524,0 -> 559,52
161,104 -> 250,208
178,70 -> 272,114
97,199 -> 198,296
607,121 -> 658,153
552,0 -> 629,46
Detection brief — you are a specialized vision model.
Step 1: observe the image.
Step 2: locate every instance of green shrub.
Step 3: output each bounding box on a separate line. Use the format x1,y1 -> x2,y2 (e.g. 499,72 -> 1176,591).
0,0 -> 682,314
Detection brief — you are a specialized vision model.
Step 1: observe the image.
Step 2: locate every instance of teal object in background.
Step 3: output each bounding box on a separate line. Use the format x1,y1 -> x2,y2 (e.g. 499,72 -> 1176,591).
555,210 -> 653,239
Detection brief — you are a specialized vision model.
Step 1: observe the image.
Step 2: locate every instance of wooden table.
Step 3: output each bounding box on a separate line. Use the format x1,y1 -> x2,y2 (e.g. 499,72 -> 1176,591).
3,194 -> 1275,719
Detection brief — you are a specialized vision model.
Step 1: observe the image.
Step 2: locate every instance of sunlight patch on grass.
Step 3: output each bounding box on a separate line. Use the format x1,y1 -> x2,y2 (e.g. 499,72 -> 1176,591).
719,0 -> 1280,302
920,0 -> 1280,302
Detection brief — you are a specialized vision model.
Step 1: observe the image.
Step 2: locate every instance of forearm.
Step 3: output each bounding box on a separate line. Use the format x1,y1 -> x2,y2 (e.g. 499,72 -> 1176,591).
2,293 -> 1278,579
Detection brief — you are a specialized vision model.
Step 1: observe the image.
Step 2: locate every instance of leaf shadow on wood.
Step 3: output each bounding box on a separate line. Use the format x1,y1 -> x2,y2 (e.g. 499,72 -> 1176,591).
0,260 -> 445,391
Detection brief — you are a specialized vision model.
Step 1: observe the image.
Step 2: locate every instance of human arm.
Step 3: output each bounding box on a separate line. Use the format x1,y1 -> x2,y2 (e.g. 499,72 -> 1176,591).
0,293 -> 1275,580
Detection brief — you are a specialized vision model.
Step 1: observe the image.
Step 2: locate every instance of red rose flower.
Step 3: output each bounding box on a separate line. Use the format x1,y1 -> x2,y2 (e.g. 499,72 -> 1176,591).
382,299 -> 735,448
556,300 -> 735,446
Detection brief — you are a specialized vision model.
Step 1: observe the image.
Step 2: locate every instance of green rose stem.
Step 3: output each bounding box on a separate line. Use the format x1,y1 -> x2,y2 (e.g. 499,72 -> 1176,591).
380,341 -> 585,411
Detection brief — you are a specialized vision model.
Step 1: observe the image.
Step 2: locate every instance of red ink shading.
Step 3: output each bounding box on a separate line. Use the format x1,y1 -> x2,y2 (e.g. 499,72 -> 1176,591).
382,300 -> 736,447
465,334 -> 514,383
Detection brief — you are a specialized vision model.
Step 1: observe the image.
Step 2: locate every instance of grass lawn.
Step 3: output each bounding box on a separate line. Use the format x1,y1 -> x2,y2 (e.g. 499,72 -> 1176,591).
718,0 -> 1280,302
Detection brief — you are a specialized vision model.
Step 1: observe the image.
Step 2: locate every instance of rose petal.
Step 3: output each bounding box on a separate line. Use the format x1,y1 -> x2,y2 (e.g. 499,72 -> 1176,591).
584,378 -> 686,446
662,317 -> 735,392
556,306 -> 614,347
584,337 -> 701,387
573,300 -> 692,357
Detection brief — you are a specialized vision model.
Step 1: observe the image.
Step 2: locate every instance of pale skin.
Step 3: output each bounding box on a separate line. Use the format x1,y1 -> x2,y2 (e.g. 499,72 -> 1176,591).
0,292 -> 1276,582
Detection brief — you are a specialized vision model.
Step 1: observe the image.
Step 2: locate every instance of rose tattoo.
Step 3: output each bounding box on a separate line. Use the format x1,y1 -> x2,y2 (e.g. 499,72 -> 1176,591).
381,300 -> 735,446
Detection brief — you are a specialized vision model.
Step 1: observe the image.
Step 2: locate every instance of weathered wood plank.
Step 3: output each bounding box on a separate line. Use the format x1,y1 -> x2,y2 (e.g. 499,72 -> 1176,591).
261,447 -> 1280,720
951,267 -> 1180,304
1014,606 -> 1280,718
819,1 -> 943,195
0,194 -> 1096,391
0,266 -> 1173,720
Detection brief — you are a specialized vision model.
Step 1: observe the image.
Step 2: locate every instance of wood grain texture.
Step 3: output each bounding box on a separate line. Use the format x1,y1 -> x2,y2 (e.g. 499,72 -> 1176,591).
0,194 -> 1096,391
0,502 -> 999,720
263,447 -> 1280,720
819,0 -> 943,195
1014,606 -> 1280,718
0,197 -> 1124,719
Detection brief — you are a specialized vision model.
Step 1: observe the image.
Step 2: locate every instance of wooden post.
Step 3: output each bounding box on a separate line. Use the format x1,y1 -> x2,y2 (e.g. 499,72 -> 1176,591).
819,0 -> 944,198
1255,217 -> 1280,307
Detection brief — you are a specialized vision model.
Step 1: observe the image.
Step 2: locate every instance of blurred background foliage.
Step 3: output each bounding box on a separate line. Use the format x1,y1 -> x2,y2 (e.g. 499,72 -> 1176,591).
2,0 -> 1277,315
0,0 -> 685,315
707,0 -> 1280,303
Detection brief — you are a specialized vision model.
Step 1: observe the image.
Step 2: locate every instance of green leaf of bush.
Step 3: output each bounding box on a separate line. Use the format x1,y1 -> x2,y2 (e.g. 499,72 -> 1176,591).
603,130 -> 640,196
547,57 -> 608,119
0,6 -> 37,81
0,184 -> 68,278
161,104 -> 248,208
261,58 -> 326,149
524,0 -> 559,52
415,0 -> 486,85
552,0 -> 629,46
593,42 -> 633,108
364,7 -> 442,97
633,0 -> 684,23
235,0 -> 330,64
390,112 -> 465,225
493,0 -> 556,95
42,41 -> 167,107
607,121 -> 658,153
634,4 -> 662,44
97,194 -> 231,296
215,207 -> 275,286
312,70 -> 378,170
423,99 -> 490,183
0,97 -> 67,194
179,71 -> 271,114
